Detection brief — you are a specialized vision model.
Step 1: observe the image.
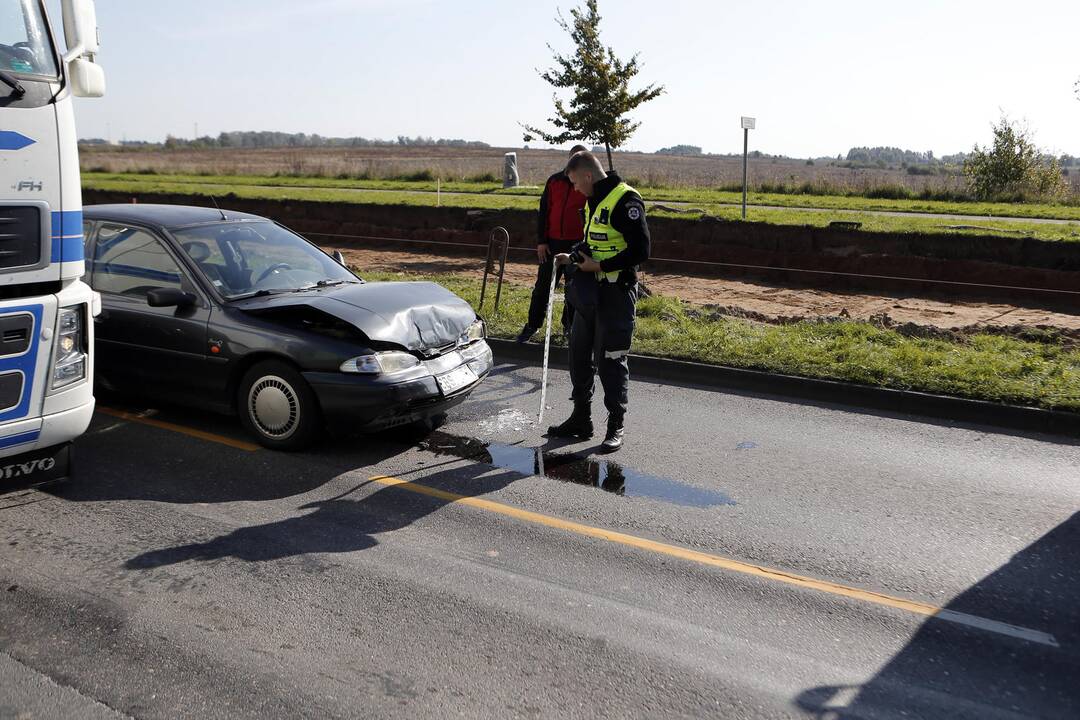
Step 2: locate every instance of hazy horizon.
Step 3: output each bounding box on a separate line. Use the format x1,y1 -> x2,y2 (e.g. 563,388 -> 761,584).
77,132 -> 989,163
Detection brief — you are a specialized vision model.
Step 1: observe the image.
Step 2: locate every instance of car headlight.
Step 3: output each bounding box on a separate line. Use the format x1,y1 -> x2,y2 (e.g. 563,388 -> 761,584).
51,304 -> 88,390
461,318 -> 485,343
340,351 -> 421,375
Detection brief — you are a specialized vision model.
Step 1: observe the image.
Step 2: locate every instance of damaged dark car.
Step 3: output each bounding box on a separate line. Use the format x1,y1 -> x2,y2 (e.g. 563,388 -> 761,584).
82,204 -> 493,449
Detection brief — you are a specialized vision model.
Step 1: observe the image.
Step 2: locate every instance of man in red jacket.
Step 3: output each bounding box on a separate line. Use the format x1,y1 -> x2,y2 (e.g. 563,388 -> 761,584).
515,144 -> 589,343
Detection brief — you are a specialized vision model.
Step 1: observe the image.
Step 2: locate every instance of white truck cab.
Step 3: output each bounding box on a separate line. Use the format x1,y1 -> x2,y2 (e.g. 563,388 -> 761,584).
0,0 -> 103,483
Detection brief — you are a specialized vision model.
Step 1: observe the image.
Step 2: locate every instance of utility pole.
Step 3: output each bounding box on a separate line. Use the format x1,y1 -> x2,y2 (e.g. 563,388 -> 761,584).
740,116 -> 756,219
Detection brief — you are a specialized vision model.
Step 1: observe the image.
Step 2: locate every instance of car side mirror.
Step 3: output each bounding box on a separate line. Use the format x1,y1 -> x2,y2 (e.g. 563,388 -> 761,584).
147,288 -> 197,308
332,250 -> 346,266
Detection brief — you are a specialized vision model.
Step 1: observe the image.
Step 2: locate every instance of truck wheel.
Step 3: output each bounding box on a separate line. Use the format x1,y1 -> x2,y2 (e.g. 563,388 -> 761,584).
238,360 -> 322,450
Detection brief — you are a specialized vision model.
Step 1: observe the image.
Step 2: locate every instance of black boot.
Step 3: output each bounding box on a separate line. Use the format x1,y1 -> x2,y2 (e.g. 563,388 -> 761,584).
547,403 -> 593,439
515,325 -> 538,343
601,415 -> 624,453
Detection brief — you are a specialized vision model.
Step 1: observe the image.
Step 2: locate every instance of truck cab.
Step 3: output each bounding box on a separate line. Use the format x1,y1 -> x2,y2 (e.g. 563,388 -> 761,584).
0,0 -> 104,483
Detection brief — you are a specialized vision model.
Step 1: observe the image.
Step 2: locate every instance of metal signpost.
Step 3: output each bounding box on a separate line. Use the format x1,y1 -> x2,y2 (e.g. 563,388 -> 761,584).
741,116 -> 755,219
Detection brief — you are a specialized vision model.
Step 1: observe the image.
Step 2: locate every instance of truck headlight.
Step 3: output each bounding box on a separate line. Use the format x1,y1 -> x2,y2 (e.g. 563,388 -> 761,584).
51,304 -> 88,390
340,351 -> 420,375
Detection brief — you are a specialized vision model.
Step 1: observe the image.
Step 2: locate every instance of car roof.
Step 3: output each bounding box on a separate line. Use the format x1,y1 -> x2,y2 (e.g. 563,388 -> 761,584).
83,204 -> 269,231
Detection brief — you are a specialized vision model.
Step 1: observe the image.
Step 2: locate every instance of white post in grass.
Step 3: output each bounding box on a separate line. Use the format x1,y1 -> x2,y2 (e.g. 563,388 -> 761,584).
504,152 -> 519,188
741,116 -> 756,219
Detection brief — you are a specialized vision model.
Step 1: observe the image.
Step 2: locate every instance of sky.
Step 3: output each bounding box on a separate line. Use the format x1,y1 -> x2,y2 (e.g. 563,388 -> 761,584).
55,0 -> 1080,158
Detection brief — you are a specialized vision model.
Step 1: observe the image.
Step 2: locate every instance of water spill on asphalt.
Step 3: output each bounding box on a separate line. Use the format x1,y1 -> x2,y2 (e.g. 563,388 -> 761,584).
477,408 -> 533,435
419,431 -> 735,508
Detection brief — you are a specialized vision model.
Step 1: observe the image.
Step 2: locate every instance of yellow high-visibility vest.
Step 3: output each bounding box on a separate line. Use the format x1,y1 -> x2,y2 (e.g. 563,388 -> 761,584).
585,181 -> 636,282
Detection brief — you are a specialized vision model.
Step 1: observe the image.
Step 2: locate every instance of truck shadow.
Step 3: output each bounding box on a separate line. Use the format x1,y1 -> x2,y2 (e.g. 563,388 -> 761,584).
47,412 -> 409,504
124,461 -> 520,568
794,511 -> 1080,718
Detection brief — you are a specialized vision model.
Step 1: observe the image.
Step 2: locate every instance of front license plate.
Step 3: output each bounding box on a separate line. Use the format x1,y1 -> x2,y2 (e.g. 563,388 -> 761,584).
436,364 -> 479,395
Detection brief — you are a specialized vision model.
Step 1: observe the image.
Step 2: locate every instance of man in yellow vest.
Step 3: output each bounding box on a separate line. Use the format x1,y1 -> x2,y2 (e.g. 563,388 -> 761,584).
549,151 -> 650,452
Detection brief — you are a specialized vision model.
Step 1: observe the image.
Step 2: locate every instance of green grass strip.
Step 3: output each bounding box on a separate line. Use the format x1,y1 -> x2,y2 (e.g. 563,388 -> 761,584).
358,269 -> 1080,412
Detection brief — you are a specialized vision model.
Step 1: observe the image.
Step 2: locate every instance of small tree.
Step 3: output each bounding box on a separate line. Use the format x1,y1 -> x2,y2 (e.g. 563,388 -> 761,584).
963,115 -> 1067,201
522,0 -> 664,172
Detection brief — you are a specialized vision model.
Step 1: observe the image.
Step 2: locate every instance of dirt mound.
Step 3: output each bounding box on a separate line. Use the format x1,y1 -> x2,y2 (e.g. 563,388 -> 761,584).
333,246 -> 1080,341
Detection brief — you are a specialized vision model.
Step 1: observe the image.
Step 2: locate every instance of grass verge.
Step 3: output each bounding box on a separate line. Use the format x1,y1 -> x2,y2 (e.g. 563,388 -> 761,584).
81,175 -> 1080,243
84,171 -> 1080,222
359,269 -> 1080,412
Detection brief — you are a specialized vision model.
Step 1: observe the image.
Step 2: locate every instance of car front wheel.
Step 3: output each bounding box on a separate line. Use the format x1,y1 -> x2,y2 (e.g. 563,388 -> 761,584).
238,360 -> 322,450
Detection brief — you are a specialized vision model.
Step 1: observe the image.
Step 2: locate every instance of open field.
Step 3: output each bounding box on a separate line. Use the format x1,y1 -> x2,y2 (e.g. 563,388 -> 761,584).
82,174 -> 1080,242
80,145 -> 1080,197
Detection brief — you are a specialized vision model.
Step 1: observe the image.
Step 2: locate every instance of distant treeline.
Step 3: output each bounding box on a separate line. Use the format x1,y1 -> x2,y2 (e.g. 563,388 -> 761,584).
656,145 -> 798,161
80,132 -> 492,150
656,145 -> 704,156
79,134 -> 1080,170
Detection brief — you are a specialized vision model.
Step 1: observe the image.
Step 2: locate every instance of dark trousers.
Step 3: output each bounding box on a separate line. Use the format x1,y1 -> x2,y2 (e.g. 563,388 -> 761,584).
527,239 -> 575,331
568,278 -> 637,420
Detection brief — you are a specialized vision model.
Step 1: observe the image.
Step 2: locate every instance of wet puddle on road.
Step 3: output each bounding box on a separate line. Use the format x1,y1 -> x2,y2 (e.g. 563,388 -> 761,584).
419,431 -> 735,508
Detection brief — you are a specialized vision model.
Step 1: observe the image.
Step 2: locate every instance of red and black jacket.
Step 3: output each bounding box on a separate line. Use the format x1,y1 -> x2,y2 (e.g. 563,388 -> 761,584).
537,171 -> 586,244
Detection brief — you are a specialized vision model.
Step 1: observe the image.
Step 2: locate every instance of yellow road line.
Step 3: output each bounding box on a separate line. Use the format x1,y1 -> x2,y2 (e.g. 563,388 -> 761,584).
369,474 -> 1058,647
97,407 -> 261,452
84,402 -> 1058,646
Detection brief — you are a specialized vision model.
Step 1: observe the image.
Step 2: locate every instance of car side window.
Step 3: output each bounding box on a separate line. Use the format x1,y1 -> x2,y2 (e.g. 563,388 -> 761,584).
91,224 -> 189,298
176,235 -> 231,291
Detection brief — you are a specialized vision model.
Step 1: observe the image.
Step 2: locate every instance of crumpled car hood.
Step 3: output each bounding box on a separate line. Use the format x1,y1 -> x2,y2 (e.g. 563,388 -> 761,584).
233,281 -> 477,353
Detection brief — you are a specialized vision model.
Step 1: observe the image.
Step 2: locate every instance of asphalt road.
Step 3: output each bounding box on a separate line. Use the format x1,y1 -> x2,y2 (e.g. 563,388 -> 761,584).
1,360 -> 1078,719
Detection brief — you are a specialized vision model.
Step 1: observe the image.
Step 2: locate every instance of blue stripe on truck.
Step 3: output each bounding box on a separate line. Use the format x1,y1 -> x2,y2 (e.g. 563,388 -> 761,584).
0,305 -> 43,424
50,211 -> 84,263
0,430 -> 40,449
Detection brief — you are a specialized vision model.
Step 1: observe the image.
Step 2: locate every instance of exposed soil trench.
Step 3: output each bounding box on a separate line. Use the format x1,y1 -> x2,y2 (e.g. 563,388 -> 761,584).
328,245 -> 1080,341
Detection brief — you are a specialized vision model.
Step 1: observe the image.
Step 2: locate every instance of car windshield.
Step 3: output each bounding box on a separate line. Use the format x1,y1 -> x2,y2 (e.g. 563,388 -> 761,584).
172,221 -> 358,299
0,0 -> 59,79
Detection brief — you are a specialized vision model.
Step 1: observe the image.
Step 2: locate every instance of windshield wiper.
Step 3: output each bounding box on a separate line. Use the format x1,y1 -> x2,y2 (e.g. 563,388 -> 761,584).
228,288 -> 292,300
0,71 -> 26,98
293,279 -> 355,292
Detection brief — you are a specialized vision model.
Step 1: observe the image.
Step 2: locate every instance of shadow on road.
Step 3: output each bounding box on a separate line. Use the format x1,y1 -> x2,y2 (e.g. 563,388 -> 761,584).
794,512 -> 1080,719
45,403 -> 419,504
123,460 -> 520,569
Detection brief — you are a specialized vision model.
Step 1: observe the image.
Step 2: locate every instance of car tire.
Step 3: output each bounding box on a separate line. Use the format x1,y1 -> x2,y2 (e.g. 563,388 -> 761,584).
238,360 -> 322,451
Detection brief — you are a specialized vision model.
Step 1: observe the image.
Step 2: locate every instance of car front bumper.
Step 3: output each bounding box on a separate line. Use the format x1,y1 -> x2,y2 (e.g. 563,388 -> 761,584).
304,340 -> 493,431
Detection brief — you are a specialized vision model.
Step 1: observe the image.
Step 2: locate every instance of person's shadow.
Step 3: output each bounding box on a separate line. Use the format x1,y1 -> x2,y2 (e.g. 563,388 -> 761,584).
794,511 -> 1080,718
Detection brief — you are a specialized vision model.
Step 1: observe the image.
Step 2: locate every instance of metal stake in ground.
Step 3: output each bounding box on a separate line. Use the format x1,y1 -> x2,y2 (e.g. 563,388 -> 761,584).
480,227 -> 510,314
536,264 -> 559,426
